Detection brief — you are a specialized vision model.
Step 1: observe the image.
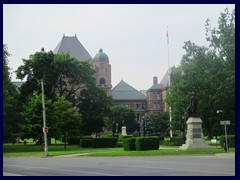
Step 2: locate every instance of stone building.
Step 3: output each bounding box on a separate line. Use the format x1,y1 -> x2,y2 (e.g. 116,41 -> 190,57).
111,80 -> 147,123
52,34 -> 170,116
53,34 -> 112,95
147,71 -> 170,114
13,34 -> 170,122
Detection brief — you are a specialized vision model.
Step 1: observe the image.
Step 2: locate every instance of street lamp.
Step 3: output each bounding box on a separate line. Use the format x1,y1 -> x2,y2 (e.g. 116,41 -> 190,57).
217,110 -> 228,152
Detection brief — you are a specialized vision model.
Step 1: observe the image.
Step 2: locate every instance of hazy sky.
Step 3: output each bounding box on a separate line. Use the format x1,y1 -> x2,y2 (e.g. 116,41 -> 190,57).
3,4 -> 235,90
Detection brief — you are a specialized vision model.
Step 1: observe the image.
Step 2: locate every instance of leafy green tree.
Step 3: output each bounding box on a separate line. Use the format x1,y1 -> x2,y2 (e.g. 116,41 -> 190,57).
167,8 -> 235,139
3,44 -> 21,142
16,51 -> 96,105
20,94 -> 52,142
51,96 -> 82,149
79,86 -> 112,135
106,105 -> 136,135
150,112 -> 170,136
16,50 -> 111,137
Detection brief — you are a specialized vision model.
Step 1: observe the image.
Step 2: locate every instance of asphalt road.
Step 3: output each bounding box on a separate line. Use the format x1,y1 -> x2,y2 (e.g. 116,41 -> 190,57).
3,154 -> 235,176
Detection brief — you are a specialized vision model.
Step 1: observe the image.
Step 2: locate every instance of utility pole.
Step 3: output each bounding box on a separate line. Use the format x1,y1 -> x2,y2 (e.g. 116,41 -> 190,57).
41,79 -> 48,157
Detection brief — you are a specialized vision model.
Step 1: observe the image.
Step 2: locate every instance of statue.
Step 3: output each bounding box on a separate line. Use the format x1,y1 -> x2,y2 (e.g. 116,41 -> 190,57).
187,92 -> 198,117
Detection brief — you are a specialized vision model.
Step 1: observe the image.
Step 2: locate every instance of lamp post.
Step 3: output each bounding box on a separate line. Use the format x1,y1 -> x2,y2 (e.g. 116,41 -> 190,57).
217,110 -> 228,153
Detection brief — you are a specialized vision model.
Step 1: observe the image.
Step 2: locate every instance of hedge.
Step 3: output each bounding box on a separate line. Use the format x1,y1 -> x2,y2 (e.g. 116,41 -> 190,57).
135,136 -> 159,151
67,137 -> 80,145
123,138 -> 136,151
220,135 -> 235,148
92,137 -> 118,148
80,139 -> 92,148
118,134 -> 132,141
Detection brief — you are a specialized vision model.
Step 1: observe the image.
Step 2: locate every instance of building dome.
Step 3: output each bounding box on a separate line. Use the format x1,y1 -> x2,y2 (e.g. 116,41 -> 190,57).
93,49 -> 109,63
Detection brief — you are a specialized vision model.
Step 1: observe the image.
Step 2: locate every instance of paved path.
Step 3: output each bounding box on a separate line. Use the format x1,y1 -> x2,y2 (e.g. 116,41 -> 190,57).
3,154 -> 235,176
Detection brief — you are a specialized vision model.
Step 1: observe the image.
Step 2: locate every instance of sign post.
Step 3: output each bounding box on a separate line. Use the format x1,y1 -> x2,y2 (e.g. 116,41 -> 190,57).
220,120 -> 230,152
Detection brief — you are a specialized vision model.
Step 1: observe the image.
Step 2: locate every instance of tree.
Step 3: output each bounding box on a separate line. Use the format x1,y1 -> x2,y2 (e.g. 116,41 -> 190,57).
150,112 -> 170,136
16,51 -> 96,105
51,96 -> 82,149
79,86 -> 112,135
16,50 -> 111,137
20,94 -> 52,142
167,9 -> 235,139
3,44 -> 21,142
106,105 -> 136,135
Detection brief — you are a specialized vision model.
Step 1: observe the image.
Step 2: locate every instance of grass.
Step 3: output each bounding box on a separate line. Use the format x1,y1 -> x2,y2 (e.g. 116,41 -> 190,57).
3,143 -> 235,157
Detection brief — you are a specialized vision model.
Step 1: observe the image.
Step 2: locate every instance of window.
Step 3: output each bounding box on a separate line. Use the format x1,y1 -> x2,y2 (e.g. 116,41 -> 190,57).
99,78 -> 106,85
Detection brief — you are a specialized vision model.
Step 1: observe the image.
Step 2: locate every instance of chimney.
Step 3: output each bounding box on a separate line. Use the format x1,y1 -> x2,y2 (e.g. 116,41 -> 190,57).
153,76 -> 158,85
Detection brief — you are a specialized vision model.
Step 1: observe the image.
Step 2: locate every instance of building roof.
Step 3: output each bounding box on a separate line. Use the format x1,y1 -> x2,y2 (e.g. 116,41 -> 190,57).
112,80 -> 146,101
93,49 -> 109,63
160,69 -> 170,89
53,35 -> 92,61
148,69 -> 170,91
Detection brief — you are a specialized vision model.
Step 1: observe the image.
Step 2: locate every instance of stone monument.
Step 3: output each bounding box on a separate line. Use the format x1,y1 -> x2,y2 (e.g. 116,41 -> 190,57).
180,92 -> 209,150
122,126 -> 127,135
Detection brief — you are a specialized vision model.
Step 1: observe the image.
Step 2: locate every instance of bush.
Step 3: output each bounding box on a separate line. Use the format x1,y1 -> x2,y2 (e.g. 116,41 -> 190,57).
170,136 -> 184,146
116,142 -> 123,147
100,134 -> 113,138
67,137 -> 80,145
161,140 -> 179,146
123,138 -> 136,151
159,136 -> 165,141
92,137 -> 118,148
135,136 -> 159,151
80,139 -> 92,148
118,134 -> 132,141
220,135 -> 235,148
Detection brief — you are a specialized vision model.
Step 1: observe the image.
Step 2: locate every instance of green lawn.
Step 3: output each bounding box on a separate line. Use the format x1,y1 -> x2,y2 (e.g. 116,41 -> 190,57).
3,143 -> 235,157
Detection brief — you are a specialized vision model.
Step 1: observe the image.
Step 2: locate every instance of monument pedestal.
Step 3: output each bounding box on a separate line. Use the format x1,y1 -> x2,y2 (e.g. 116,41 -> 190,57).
122,126 -> 127,135
180,117 -> 209,150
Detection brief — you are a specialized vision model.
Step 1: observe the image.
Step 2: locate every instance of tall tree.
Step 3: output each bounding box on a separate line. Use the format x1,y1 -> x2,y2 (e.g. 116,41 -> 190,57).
167,8 -> 235,139
79,87 -> 112,135
3,44 -> 21,142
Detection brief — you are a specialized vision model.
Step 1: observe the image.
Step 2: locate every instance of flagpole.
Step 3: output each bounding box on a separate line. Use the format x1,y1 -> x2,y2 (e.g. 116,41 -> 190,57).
167,26 -> 173,138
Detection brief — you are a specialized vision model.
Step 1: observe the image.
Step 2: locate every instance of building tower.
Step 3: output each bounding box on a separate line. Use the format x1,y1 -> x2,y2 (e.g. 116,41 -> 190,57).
93,49 -> 112,96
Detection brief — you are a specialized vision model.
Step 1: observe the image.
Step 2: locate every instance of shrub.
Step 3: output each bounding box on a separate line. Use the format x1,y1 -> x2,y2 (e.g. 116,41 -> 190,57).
170,136 -> 184,146
92,137 -> 118,148
159,136 -> 165,141
80,139 -> 92,148
118,134 -> 132,141
100,134 -> 113,138
116,142 -> 123,147
161,140 -> 179,146
123,138 -> 136,151
135,136 -> 159,151
220,135 -> 235,148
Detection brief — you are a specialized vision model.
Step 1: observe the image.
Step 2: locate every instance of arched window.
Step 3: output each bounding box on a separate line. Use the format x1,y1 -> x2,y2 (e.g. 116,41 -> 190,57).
99,78 -> 106,85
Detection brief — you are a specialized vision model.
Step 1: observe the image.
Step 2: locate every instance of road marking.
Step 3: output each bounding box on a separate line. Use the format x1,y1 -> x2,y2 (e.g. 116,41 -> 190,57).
3,172 -> 24,176
4,164 -> 121,176
102,164 -> 234,176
